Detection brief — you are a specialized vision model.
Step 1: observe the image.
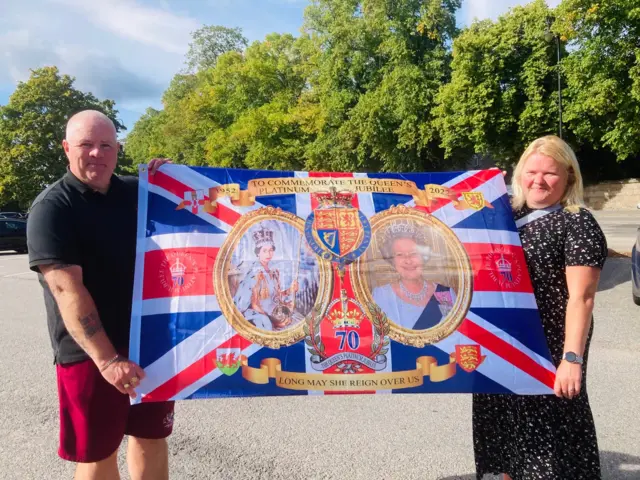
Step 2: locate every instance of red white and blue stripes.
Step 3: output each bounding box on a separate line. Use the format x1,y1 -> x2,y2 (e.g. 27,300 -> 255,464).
129,164 -> 556,404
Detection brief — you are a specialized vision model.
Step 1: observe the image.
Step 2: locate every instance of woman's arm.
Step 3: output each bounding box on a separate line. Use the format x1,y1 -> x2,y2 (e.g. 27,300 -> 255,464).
564,265 -> 600,355
555,265 -> 601,399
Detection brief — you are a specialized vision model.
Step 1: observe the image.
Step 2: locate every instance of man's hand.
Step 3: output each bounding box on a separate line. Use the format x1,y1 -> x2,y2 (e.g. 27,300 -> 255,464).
148,158 -> 172,174
101,356 -> 147,399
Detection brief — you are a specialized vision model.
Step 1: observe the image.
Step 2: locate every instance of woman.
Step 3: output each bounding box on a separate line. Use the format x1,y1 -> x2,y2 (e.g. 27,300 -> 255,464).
233,227 -> 298,331
372,220 -> 455,330
473,135 -> 607,479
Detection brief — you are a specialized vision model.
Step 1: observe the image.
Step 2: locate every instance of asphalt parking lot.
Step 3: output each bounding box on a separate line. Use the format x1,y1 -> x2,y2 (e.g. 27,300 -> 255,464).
1,252 -> 638,479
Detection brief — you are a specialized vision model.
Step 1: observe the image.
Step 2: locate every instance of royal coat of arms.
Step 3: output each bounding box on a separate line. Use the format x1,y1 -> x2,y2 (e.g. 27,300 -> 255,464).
455,345 -> 486,373
304,188 -> 372,267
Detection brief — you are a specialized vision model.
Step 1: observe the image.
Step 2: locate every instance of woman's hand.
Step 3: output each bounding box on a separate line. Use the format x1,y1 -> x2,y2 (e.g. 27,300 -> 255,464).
554,360 -> 582,399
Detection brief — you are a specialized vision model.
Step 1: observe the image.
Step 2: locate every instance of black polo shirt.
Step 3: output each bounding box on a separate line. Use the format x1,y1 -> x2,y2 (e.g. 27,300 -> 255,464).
27,169 -> 139,364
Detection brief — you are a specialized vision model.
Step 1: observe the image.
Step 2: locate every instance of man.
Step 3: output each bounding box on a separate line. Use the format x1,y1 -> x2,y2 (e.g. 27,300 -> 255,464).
26,109 -> 172,480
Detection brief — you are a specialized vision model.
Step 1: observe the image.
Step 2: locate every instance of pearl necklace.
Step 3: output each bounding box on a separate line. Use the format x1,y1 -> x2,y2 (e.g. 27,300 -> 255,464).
400,280 -> 427,302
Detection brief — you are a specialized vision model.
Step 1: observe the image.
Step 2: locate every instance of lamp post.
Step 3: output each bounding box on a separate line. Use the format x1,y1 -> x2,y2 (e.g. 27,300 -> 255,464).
545,20 -> 563,139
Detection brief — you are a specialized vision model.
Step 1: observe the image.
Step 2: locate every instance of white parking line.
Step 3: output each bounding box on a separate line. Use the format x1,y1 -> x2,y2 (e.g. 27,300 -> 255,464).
1,271 -> 33,278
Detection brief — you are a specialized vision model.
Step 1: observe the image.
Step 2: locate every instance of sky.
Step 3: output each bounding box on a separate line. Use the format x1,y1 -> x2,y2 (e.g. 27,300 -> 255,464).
0,0 -> 561,136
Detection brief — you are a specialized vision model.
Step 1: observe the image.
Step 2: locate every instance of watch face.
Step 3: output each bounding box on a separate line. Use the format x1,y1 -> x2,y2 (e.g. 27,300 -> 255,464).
565,352 -> 576,361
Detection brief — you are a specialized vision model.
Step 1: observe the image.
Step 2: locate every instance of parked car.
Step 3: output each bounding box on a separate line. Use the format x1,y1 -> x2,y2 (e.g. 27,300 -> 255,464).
0,218 -> 27,253
0,211 -> 27,219
632,226 -> 640,305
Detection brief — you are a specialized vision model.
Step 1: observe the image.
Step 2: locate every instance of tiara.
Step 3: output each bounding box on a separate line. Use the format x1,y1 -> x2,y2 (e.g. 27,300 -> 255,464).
384,220 -> 419,237
379,219 -> 429,259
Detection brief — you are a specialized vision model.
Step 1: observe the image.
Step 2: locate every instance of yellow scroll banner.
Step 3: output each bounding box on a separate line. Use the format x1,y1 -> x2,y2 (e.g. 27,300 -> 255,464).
176,177 -> 493,212
240,355 -> 457,392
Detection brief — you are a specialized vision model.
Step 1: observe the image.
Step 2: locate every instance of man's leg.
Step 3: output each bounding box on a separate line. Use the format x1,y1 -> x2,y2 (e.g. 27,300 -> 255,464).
56,360 -> 129,480
73,449 -> 120,480
124,400 -> 174,480
127,437 -> 168,480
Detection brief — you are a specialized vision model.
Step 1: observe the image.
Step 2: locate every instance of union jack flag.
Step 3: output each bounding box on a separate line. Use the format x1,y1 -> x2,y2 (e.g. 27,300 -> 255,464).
129,165 -> 556,403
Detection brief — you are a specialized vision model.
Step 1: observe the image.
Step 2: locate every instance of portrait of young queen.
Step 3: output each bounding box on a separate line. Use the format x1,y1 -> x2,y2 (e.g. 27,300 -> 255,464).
231,226 -> 300,332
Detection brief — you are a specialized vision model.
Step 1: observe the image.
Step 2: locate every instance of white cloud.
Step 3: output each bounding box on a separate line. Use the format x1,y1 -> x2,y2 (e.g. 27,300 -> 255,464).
464,0 -> 562,25
49,0 -> 200,54
0,0 -> 196,117
0,28 -> 164,107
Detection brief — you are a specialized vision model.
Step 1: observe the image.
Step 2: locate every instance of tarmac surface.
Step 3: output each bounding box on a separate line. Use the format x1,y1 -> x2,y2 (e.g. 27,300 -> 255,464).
591,209 -> 640,253
1,244 -> 639,479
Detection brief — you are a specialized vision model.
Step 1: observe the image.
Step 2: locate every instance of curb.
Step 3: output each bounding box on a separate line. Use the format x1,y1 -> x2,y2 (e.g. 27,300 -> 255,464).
608,249 -> 632,258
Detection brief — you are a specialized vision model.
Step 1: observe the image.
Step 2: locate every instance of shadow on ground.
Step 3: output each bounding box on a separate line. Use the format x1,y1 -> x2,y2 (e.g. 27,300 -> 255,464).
438,450 -> 640,480
598,257 -> 631,292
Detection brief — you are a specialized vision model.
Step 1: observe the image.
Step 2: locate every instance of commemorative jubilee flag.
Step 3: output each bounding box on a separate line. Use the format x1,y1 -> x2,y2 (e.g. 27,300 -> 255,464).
128,164 -> 556,403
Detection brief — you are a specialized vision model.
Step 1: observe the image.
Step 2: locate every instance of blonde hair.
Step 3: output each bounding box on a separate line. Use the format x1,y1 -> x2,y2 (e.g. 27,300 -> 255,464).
511,135 -> 584,212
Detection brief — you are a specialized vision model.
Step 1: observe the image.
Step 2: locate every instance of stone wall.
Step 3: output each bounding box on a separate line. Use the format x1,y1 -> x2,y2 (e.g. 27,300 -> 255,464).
584,179 -> 640,210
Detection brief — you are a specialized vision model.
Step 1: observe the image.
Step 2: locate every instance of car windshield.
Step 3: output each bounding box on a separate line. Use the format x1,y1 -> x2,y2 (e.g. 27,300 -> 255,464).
2,221 -> 26,232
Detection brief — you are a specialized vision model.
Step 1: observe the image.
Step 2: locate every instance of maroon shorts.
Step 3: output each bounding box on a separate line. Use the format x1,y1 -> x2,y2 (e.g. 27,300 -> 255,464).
56,357 -> 175,463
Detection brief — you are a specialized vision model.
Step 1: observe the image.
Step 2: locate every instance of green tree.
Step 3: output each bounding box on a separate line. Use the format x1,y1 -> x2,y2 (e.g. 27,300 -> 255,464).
0,66 -> 125,209
125,25 -> 254,168
433,0 -> 562,166
301,0 -> 462,173
201,33 -> 311,170
126,33 -> 312,171
121,107 -> 168,167
185,25 -> 248,73
558,0 -> 640,161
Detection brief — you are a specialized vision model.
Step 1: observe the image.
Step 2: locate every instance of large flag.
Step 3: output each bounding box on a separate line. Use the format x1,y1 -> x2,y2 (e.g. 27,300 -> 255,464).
129,165 -> 556,404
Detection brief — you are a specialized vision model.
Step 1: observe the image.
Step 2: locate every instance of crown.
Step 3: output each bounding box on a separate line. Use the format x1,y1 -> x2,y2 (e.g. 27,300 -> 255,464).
329,308 -> 363,328
314,188 -> 354,208
496,254 -> 511,272
252,227 -> 275,249
170,258 -> 186,277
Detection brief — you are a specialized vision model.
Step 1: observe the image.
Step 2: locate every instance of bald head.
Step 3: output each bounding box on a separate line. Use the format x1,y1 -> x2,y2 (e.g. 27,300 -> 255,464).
63,109 -> 120,193
66,110 -> 117,142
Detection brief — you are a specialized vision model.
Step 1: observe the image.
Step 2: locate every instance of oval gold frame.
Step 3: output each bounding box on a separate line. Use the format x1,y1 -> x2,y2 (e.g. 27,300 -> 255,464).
351,205 -> 473,347
213,206 -> 333,349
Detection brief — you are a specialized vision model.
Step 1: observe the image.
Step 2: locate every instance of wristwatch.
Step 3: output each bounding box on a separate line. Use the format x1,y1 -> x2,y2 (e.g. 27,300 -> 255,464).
562,352 -> 584,364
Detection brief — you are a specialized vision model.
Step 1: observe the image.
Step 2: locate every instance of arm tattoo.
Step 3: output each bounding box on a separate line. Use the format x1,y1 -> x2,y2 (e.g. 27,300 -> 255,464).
79,312 -> 104,339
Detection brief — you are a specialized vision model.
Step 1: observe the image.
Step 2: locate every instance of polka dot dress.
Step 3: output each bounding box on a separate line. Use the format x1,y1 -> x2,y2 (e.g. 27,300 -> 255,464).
472,206 -> 607,480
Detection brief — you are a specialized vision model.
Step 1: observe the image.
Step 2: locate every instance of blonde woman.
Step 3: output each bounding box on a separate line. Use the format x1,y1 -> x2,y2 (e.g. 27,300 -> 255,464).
472,135 -> 607,479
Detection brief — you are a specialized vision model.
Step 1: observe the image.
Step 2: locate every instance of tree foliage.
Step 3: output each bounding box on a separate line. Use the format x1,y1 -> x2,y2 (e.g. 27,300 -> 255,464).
3,3 -> 640,210
185,25 -> 249,73
301,0 -> 463,172
434,0 -> 563,166
124,5 -> 640,174
558,0 -> 640,160
0,66 -> 126,209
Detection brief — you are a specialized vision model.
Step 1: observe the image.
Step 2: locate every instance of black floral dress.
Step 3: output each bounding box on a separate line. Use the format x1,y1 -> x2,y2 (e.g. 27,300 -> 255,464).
472,205 -> 608,480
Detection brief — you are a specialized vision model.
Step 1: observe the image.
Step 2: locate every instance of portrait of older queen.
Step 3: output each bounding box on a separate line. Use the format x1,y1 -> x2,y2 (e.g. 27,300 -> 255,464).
231,226 -> 300,332
371,219 -> 456,330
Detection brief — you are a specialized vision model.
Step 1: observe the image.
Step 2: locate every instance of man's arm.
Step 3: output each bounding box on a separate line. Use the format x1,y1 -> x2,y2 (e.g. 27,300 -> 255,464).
40,263 -> 117,367
40,263 -> 145,398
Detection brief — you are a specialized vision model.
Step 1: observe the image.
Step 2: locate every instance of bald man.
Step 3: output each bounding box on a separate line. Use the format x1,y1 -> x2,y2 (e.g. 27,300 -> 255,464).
26,110 -> 173,480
